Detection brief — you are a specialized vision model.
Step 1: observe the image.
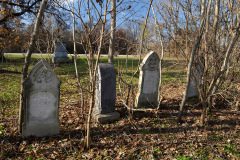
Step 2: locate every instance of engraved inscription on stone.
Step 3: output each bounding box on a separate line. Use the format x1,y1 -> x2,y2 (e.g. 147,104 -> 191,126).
142,70 -> 158,94
93,63 -> 120,123
29,92 -> 55,121
22,60 -> 60,137
147,55 -> 159,71
33,67 -> 53,83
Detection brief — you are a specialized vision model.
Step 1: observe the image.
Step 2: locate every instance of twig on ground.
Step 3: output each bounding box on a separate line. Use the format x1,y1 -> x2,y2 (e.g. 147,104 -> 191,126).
0,119 -> 18,123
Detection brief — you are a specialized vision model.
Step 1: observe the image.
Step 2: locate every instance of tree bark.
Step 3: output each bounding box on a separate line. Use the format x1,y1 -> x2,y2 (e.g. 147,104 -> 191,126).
108,0 -> 116,63
152,5 -> 164,109
66,0 -> 84,110
18,0 -> 47,133
200,101 -> 207,126
137,0 -> 153,66
86,0 -> 108,149
177,0 -> 206,122
211,28 -> 240,94
0,52 -> 6,62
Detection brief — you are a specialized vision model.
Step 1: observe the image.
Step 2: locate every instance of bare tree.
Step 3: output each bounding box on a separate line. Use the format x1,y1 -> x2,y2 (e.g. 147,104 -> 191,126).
108,0 -> 116,63
65,0 -> 84,110
151,5 -> 164,109
61,0 -> 111,149
19,0 -> 48,133
176,0 -> 240,125
177,0 -> 207,122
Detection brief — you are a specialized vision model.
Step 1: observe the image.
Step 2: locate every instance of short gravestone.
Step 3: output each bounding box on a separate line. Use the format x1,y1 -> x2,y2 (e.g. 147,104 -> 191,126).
187,61 -> 204,98
93,63 -> 120,123
52,40 -> 70,63
135,51 -> 160,108
22,60 -> 60,137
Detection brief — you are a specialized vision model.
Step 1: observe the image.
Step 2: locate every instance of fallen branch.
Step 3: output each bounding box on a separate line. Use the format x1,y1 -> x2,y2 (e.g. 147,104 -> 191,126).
0,119 -> 18,123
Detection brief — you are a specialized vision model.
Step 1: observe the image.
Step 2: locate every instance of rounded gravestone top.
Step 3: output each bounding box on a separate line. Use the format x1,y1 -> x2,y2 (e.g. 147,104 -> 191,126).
141,51 -> 160,71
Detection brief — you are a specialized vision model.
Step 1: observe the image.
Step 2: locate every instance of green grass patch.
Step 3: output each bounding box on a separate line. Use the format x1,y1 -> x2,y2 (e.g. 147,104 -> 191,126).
0,55 -> 186,115
224,142 -> 239,156
175,155 -> 194,160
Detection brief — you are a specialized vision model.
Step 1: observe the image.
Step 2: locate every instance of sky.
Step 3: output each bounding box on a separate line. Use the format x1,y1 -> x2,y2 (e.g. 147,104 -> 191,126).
62,0 -> 152,29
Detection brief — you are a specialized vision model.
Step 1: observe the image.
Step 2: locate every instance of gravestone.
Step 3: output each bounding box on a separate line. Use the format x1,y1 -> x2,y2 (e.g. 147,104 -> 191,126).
93,63 -> 120,123
187,61 -> 204,98
135,51 -> 160,108
52,40 -> 70,63
22,60 -> 60,137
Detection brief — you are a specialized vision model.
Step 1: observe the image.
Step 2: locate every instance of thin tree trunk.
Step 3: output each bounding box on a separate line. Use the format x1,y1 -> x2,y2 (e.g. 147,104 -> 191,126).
211,28 -> 240,94
19,0 -> 47,133
66,0 -> 84,110
207,0 -> 220,113
152,5 -> 164,109
211,7 -> 240,95
137,0 -> 153,68
108,0 -> 116,63
72,6 -> 84,110
200,101 -> 207,126
86,1 -> 108,149
86,88 -> 94,149
177,0 -> 206,122
0,52 -> 6,62
185,14 -> 189,58
177,34 -> 203,122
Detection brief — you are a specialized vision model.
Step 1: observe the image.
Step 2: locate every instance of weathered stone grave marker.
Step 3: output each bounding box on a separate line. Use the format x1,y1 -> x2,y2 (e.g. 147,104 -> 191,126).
187,61 -> 204,98
22,60 -> 60,137
52,40 -> 70,63
135,51 -> 160,108
93,63 -> 120,123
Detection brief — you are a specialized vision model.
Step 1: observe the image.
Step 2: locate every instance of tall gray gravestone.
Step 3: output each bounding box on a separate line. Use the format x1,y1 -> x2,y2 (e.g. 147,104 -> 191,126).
52,40 -> 70,63
93,63 -> 120,123
135,51 -> 160,108
187,61 -> 204,98
22,60 -> 60,137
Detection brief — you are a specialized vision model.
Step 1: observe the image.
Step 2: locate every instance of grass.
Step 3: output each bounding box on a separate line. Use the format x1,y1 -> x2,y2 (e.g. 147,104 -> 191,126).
0,54 -> 186,112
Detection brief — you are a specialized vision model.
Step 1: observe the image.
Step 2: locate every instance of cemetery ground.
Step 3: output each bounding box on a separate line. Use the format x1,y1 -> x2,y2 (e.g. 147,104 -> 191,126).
0,55 -> 239,160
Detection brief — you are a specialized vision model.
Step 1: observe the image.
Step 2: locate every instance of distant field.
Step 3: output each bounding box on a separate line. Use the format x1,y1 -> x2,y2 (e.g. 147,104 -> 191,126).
0,54 -> 186,115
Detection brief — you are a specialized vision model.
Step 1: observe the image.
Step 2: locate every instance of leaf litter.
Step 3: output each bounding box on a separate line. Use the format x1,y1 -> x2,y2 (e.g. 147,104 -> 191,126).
0,84 -> 240,159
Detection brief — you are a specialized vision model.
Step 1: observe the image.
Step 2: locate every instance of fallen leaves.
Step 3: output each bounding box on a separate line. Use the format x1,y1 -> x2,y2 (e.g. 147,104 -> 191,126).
1,89 -> 240,159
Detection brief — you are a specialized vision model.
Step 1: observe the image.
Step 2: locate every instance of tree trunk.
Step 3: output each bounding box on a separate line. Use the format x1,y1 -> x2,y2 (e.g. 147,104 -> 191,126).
212,28 -> 240,94
18,0 -> 47,133
200,101 -> 207,126
152,5 -> 164,109
108,0 -> 116,63
138,0 -> 153,65
86,88 -> 94,149
86,0 -> 108,149
177,0 -> 206,122
66,0 -> 84,110
0,52 -> 6,62
72,5 -> 84,110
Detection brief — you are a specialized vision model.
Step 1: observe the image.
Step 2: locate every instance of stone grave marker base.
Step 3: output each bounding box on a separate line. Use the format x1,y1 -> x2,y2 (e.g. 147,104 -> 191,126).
93,109 -> 120,124
22,122 -> 59,137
